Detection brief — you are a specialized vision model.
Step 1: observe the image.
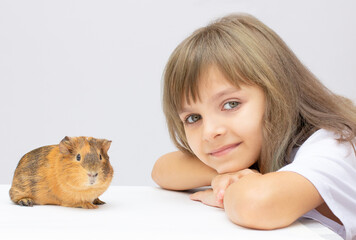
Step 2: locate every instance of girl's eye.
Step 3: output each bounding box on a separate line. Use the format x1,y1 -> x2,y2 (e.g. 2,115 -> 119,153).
185,114 -> 201,124
76,154 -> 81,161
223,101 -> 240,110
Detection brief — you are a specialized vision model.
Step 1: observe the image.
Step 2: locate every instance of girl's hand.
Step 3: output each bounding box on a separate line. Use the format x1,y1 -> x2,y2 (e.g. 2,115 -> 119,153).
190,168 -> 261,208
212,169 -> 260,205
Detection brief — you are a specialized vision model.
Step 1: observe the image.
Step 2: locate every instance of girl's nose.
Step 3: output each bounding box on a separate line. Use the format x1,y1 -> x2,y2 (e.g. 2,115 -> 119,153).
202,118 -> 227,142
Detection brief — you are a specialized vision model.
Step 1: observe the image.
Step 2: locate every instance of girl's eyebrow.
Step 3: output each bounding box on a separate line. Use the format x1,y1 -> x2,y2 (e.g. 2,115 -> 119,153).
179,87 -> 240,115
178,108 -> 190,116
210,88 -> 241,103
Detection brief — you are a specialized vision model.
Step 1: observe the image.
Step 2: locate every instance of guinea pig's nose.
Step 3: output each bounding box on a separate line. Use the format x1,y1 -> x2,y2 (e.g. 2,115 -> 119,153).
88,172 -> 98,178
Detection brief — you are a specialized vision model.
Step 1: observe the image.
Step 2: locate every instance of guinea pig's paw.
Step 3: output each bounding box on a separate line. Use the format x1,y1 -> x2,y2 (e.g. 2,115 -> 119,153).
80,202 -> 99,209
18,198 -> 34,207
93,198 -> 106,205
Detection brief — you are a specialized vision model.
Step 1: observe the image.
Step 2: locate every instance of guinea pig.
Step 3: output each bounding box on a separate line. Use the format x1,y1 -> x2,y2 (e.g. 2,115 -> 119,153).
9,136 -> 113,209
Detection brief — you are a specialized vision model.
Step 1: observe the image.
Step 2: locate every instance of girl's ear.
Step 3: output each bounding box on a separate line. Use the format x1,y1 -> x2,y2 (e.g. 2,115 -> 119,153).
100,139 -> 112,155
59,136 -> 74,154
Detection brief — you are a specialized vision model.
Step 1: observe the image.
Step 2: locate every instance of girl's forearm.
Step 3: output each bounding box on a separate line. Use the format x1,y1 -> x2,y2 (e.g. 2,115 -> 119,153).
223,173 -> 280,229
151,151 -> 218,190
223,172 -> 323,230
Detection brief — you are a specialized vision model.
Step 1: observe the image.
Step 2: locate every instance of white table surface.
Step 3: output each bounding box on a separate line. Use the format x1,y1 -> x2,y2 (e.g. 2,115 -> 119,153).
0,185 -> 342,240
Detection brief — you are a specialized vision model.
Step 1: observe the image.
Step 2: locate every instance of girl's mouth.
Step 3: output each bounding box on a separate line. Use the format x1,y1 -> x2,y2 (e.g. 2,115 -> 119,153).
209,143 -> 241,157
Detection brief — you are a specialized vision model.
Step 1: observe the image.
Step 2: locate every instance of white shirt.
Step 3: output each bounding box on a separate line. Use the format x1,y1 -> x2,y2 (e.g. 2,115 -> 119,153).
278,129 -> 356,240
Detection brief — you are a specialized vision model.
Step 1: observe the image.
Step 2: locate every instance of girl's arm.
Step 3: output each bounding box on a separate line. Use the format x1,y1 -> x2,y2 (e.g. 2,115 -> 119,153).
192,171 -> 324,229
223,171 -> 324,229
151,151 -> 218,190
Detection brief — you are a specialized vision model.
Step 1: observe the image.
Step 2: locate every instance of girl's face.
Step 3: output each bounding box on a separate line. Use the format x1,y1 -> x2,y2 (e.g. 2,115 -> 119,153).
179,66 -> 265,173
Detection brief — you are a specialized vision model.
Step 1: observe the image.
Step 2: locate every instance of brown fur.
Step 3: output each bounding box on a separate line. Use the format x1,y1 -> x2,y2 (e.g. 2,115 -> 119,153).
9,136 -> 114,209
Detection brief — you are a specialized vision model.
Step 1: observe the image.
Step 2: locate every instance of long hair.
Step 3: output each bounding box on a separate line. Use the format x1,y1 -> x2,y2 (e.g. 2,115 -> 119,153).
163,14 -> 356,173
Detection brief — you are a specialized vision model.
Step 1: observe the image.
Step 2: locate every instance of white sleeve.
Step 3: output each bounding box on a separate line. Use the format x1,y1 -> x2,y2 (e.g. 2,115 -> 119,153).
278,129 -> 356,240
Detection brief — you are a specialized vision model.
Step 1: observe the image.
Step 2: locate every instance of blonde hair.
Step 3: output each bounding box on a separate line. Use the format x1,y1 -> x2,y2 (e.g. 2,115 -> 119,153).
163,14 -> 356,173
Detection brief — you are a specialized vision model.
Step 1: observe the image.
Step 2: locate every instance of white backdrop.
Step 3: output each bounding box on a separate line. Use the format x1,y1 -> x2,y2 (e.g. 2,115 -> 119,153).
1,0 -> 355,186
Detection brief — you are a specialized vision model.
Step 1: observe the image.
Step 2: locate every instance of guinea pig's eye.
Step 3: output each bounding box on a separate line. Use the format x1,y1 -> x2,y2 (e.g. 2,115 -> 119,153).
76,154 -> 81,161
99,154 -> 102,160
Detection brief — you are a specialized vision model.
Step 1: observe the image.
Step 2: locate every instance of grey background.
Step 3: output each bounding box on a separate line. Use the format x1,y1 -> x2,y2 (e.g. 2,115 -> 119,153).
1,0 -> 355,186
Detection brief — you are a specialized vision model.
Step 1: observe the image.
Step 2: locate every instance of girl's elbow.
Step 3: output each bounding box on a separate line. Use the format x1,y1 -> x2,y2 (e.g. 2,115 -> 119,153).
224,185 -> 293,230
151,157 -> 166,188
151,154 -> 178,190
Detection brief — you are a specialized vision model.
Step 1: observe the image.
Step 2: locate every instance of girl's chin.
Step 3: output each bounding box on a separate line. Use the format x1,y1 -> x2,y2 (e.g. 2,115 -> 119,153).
215,164 -> 248,174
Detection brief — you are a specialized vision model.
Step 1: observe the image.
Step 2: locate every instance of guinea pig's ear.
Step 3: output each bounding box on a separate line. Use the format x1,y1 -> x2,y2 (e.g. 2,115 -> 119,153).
101,139 -> 112,155
59,136 -> 74,154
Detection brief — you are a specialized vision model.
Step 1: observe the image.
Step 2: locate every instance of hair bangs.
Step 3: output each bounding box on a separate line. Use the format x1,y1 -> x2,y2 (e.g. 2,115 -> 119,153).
172,25 -> 256,112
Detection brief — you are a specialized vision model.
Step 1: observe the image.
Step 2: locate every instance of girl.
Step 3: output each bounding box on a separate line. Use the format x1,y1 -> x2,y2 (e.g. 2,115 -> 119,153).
151,14 -> 356,240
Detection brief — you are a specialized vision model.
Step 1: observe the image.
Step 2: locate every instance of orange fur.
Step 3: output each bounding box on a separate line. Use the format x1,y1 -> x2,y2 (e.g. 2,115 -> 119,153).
9,136 -> 114,209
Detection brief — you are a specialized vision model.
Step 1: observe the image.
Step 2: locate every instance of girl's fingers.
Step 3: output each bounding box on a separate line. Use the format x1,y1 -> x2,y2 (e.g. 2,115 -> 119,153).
190,189 -> 212,202
214,185 -> 227,204
212,174 -> 239,203
190,170 -> 262,209
216,189 -> 225,203
189,191 -> 202,201
212,176 -> 229,199
190,189 -> 224,208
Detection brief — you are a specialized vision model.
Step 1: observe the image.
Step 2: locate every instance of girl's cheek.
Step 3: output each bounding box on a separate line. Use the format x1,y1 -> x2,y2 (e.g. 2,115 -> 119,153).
186,135 -> 201,156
